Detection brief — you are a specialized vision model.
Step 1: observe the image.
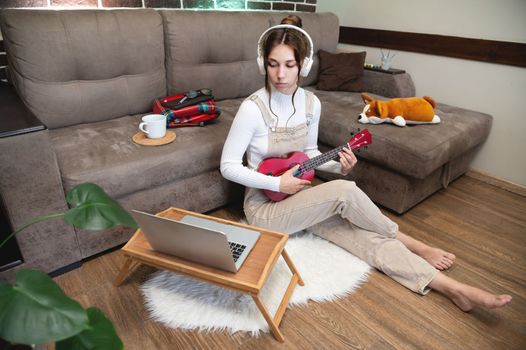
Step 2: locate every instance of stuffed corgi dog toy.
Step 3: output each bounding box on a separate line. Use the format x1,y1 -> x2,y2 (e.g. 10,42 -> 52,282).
358,93 -> 440,127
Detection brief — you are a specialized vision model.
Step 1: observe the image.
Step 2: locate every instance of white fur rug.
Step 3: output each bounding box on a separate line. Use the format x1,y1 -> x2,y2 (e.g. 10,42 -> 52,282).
141,231 -> 370,336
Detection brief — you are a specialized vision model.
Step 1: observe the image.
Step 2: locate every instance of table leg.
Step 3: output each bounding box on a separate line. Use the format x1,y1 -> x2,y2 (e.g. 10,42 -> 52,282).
114,256 -> 138,287
281,249 -> 304,286
251,295 -> 285,342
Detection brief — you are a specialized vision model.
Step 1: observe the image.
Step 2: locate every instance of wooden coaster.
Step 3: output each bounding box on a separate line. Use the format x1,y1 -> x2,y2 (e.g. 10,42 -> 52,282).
132,131 -> 176,146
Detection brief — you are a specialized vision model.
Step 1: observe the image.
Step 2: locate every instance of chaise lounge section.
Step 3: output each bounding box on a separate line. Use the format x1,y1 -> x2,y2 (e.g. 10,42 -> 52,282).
313,87 -> 492,214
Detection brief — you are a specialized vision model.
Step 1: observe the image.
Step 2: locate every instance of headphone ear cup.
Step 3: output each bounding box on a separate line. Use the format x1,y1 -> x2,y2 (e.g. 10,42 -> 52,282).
257,55 -> 266,75
257,55 -> 265,75
300,57 -> 313,77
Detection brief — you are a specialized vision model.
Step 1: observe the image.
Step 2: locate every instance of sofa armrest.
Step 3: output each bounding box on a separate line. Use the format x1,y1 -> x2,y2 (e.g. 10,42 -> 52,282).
0,86 -> 81,279
362,70 -> 416,98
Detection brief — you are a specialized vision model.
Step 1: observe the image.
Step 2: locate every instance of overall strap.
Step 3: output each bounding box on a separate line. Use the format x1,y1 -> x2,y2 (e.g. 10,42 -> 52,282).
305,90 -> 315,126
248,94 -> 276,131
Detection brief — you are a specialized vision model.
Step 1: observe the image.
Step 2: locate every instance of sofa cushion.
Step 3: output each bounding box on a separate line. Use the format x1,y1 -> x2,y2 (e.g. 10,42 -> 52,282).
49,101 -> 242,199
312,89 -> 492,179
0,9 -> 166,129
160,10 -> 339,101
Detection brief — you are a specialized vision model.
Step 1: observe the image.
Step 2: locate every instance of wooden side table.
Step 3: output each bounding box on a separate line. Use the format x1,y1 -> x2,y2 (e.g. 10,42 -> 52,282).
114,207 -> 304,342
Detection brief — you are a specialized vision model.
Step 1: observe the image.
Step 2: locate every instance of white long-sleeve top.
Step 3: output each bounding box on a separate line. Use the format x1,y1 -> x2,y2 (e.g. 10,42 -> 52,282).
220,87 -> 342,192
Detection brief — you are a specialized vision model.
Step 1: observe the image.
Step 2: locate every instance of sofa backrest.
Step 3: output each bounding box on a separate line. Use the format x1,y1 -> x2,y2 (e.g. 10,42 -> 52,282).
0,9 -> 166,129
0,9 -> 339,128
159,10 -> 339,101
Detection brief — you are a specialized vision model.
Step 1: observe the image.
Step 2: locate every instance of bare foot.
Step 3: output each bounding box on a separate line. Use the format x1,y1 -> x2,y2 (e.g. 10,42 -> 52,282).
448,283 -> 512,312
429,274 -> 512,312
397,232 -> 455,270
419,246 -> 456,270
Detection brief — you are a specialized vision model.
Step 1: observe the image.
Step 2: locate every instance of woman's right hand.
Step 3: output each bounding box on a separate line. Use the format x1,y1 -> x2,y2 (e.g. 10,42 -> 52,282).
279,165 -> 311,194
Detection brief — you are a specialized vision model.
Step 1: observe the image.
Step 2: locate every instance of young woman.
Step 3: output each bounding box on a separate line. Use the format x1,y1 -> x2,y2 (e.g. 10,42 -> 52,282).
220,15 -> 511,312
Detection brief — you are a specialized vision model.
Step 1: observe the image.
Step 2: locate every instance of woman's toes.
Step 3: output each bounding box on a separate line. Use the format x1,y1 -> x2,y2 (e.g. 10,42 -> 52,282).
446,252 -> 456,260
436,262 -> 447,270
443,257 -> 454,267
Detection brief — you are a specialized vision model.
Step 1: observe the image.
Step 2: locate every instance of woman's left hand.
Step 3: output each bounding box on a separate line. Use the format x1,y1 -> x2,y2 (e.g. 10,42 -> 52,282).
338,148 -> 357,176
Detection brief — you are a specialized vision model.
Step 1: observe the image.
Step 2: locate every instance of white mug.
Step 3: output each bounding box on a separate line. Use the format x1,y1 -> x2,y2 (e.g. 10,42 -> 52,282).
139,114 -> 166,139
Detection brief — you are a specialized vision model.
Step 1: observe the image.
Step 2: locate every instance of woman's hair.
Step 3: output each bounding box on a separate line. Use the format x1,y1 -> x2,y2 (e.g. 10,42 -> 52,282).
262,15 -> 308,93
280,14 -> 303,28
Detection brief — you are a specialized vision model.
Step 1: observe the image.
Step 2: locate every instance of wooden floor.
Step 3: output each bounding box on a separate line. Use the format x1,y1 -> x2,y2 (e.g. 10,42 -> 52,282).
54,175 -> 526,350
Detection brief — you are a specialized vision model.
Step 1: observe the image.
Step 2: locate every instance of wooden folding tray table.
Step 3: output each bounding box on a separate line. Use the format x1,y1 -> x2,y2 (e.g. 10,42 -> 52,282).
114,207 -> 304,342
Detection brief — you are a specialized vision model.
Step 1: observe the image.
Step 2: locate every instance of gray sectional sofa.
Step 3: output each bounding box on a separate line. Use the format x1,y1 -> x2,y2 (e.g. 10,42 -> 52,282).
0,9 -> 491,278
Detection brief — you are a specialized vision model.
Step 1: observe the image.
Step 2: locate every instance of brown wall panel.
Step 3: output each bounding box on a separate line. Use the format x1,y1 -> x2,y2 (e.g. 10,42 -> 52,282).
340,26 -> 526,68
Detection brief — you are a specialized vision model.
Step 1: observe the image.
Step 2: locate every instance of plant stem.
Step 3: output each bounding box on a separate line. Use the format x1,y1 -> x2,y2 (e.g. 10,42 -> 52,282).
0,213 -> 65,249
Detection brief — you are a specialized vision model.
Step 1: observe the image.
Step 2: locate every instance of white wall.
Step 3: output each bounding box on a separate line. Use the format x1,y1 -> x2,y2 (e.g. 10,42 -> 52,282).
317,0 -> 526,187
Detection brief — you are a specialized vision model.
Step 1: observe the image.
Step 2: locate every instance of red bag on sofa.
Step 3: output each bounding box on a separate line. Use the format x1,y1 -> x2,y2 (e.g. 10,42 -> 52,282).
152,89 -> 221,127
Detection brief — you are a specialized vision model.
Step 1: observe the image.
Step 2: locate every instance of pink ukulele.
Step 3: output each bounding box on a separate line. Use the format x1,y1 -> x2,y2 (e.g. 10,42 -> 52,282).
258,129 -> 372,202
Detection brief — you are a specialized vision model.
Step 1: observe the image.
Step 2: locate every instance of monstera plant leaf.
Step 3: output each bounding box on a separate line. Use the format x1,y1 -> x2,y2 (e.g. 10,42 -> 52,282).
0,182 -> 133,347
0,269 -> 88,345
64,183 -> 138,230
56,307 -> 123,350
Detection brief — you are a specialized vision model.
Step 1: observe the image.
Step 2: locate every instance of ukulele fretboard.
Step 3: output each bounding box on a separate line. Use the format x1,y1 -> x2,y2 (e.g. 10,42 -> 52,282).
298,144 -> 349,174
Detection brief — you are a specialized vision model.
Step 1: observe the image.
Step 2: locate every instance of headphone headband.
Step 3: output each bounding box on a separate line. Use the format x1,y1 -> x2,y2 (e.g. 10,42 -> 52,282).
256,24 -> 314,77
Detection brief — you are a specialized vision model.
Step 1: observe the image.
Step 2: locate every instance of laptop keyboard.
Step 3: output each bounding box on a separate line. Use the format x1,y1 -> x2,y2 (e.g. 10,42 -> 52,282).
228,241 -> 247,262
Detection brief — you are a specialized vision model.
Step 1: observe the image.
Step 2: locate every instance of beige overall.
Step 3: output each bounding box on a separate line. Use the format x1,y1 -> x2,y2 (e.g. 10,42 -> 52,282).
244,92 -> 438,294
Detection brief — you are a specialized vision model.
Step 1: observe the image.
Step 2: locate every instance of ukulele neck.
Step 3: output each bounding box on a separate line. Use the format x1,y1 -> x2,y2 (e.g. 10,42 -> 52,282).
300,143 -> 349,173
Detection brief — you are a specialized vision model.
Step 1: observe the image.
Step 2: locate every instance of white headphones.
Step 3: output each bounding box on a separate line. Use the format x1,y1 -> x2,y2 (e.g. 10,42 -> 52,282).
256,24 -> 314,77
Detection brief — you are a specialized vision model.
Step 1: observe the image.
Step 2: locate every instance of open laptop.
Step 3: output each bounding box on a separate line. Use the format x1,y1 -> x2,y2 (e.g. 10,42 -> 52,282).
130,210 -> 260,273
